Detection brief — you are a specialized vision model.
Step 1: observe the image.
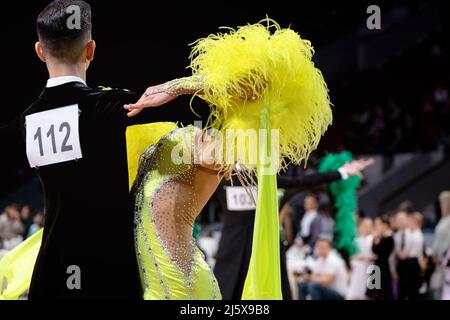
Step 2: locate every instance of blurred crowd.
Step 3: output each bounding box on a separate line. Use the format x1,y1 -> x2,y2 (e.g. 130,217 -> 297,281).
324,36 -> 450,155
342,85 -> 450,154
2,189 -> 449,301
281,190 -> 450,300
0,204 -> 44,258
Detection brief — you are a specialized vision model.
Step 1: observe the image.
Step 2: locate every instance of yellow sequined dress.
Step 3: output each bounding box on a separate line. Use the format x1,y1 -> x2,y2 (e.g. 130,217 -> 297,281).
131,125 -> 221,300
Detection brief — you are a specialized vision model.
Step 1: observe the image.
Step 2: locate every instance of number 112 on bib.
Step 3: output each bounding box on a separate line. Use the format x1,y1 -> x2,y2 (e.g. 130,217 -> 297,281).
26,105 -> 83,168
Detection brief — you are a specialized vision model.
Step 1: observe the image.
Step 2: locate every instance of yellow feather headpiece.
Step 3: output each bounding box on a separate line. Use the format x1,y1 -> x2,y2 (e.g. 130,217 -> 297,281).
189,18 -> 333,171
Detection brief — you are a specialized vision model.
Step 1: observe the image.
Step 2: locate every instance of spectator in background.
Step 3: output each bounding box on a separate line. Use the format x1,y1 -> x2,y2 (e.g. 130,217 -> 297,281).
396,212 -> 424,300
442,245 -> 450,300
298,194 -> 321,250
398,201 -> 415,214
430,191 -> 450,299
392,211 -> 409,297
0,204 -> 25,250
367,215 -> 394,300
347,217 -> 374,300
387,210 -> 398,232
296,194 -> 335,251
27,212 -> 44,238
20,205 -> 32,239
317,206 -> 334,240
297,236 -> 348,300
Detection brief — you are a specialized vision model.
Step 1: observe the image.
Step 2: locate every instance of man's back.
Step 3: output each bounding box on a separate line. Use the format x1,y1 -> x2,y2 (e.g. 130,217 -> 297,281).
23,81 -> 142,299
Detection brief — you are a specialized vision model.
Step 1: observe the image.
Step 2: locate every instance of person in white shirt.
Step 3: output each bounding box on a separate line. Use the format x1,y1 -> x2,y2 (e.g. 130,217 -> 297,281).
286,236 -> 316,299
298,236 -> 348,300
431,191 -> 450,299
441,245 -> 450,300
347,217 -> 374,299
396,212 -> 424,300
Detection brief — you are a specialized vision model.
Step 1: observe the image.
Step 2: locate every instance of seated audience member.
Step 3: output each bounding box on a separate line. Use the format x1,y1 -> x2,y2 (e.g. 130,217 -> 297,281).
297,235 -> 348,300
442,246 -> 450,300
0,204 -> 25,250
20,205 -> 32,239
431,191 -> 450,299
27,212 -> 45,238
286,235 -> 316,299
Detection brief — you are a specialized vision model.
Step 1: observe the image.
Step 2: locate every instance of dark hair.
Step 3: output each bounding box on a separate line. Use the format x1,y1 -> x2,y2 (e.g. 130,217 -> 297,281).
36,0 -> 92,61
378,214 -> 391,226
5,203 -> 20,211
397,200 -> 415,213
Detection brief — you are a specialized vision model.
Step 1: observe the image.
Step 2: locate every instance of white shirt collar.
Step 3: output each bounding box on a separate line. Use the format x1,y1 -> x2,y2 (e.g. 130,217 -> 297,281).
46,76 -> 87,88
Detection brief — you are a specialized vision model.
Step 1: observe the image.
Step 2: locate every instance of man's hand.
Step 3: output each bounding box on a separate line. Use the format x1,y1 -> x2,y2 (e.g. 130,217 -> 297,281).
340,158 -> 375,177
123,85 -> 177,117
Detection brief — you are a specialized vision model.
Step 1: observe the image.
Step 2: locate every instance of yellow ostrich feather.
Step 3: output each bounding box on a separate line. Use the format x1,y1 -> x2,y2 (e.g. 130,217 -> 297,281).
189,18 -> 332,171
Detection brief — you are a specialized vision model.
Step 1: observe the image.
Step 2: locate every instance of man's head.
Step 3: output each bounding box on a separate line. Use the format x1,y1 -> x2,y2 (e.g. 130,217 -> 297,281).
375,214 -> 391,233
20,205 -> 31,220
4,204 -> 20,220
315,235 -> 333,258
395,211 -> 409,230
33,212 -> 45,227
358,217 -> 373,237
35,0 -> 95,67
409,212 -> 423,230
397,200 -> 415,213
304,193 -> 319,212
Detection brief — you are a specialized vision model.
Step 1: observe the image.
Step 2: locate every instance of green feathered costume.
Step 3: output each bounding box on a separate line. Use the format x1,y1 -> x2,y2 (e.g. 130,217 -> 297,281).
318,151 -> 360,257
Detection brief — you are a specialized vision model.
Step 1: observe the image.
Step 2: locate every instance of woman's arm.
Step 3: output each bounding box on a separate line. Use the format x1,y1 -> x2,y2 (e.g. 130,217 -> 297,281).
145,76 -> 205,97
124,74 -> 266,117
123,76 -> 204,117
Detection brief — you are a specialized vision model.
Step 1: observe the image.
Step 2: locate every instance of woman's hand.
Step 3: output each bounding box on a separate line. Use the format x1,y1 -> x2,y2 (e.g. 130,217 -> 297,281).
124,85 -> 177,117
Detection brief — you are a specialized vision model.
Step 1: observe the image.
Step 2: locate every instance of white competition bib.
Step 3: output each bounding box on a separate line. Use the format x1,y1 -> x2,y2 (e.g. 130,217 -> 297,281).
26,105 -> 82,168
225,186 -> 257,211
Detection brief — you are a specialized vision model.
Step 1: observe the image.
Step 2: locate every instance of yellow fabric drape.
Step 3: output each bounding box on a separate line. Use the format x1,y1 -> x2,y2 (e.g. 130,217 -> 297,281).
241,97 -> 282,300
0,229 -> 43,300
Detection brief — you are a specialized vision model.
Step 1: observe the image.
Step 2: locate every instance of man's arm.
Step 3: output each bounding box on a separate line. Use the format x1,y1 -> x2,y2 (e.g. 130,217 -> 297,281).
277,172 -> 341,190
277,158 -> 374,190
123,74 -> 264,117
91,86 -> 185,126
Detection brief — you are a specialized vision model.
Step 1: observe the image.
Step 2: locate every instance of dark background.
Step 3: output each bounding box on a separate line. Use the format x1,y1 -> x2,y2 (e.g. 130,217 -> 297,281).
0,0 -> 449,205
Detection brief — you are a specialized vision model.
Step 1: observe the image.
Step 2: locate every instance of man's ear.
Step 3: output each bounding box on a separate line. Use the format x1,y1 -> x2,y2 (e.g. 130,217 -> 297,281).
86,40 -> 96,62
35,42 -> 46,62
